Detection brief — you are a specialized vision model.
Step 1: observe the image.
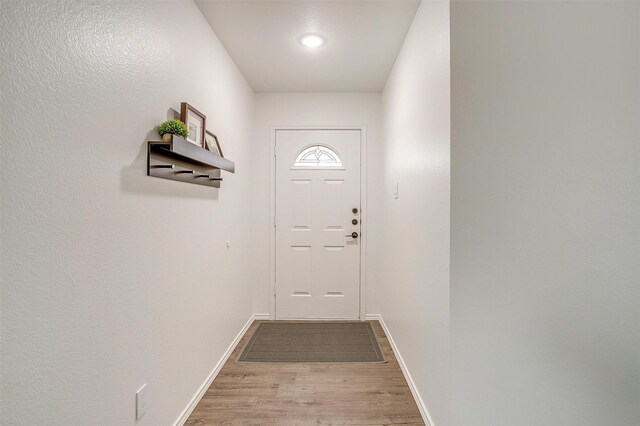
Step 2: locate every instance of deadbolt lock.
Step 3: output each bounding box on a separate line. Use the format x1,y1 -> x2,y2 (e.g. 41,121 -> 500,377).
352,207 -> 358,214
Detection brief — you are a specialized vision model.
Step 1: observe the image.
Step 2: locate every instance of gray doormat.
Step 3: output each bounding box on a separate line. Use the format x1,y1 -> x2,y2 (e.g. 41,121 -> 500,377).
237,322 -> 386,363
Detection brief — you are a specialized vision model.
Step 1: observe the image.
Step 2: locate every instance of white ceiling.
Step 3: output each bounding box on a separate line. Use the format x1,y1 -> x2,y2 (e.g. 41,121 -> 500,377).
195,0 -> 421,92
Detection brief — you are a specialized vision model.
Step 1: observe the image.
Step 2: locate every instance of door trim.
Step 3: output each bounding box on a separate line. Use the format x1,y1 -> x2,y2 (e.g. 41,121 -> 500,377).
269,126 -> 367,320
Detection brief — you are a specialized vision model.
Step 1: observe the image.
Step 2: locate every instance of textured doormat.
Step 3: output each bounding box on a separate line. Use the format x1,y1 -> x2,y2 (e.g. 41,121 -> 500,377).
237,322 -> 386,363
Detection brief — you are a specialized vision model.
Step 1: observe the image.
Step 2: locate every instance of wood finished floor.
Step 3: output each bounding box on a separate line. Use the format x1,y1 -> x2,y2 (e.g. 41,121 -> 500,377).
186,320 -> 424,425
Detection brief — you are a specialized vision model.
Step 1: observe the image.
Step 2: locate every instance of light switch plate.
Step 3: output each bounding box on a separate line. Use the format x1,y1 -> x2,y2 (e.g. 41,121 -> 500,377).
136,384 -> 147,420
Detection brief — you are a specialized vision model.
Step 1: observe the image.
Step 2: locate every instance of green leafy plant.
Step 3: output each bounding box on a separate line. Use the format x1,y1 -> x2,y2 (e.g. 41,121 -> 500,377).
158,119 -> 189,138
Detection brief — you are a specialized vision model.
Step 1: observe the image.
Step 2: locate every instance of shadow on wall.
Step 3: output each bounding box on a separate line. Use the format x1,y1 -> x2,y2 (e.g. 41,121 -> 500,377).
119,108 -> 220,201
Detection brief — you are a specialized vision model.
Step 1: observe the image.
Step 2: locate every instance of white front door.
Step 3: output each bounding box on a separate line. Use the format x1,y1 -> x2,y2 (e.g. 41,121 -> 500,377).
275,129 -> 361,319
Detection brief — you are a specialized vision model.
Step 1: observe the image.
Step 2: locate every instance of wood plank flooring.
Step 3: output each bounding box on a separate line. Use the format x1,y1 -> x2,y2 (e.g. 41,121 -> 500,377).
185,320 -> 424,425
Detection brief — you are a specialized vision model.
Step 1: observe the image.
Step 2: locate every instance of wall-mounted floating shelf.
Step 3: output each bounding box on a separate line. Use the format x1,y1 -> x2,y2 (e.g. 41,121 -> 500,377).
147,135 -> 235,188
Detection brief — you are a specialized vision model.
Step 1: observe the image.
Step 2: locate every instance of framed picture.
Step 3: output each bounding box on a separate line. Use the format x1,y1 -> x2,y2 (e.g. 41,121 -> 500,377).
205,130 -> 224,157
180,102 -> 206,148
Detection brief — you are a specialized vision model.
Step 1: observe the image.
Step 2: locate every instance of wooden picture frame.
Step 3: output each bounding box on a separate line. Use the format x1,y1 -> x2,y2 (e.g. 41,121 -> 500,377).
205,130 -> 224,157
180,102 -> 206,148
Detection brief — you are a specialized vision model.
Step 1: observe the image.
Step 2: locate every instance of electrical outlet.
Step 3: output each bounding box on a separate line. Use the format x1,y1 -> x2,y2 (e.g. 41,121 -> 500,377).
136,384 -> 147,420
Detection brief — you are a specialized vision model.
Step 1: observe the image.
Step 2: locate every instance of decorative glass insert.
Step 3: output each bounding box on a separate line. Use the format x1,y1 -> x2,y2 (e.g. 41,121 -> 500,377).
293,145 -> 343,168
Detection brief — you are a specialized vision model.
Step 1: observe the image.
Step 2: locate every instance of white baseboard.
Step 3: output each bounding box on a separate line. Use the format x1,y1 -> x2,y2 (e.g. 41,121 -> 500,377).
173,314 -> 259,426
365,314 -> 435,426
252,313 -> 270,320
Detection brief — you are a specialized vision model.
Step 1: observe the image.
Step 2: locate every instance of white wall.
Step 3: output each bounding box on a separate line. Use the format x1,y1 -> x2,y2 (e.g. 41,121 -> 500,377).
0,1 -> 255,425
251,93 -> 383,316
451,2 -> 640,425
376,1 -> 451,425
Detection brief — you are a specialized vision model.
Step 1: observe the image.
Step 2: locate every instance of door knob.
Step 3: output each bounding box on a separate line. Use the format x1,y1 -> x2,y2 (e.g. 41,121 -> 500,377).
346,232 -> 359,239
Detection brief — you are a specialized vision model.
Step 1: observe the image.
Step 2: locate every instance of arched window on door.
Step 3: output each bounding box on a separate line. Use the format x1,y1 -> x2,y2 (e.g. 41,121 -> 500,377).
293,145 -> 343,168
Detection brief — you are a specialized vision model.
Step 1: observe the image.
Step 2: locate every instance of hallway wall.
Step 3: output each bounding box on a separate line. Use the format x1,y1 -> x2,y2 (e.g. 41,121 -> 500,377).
376,1 -> 451,425
252,93 -> 383,317
451,2 -> 640,425
1,1 -> 255,425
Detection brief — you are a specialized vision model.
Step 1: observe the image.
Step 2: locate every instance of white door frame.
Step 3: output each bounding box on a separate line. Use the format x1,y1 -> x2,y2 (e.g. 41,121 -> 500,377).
269,126 -> 367,320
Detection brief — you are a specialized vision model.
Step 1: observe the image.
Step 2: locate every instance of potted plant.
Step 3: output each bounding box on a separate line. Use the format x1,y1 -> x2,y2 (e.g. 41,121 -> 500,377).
158,119 -> 189,142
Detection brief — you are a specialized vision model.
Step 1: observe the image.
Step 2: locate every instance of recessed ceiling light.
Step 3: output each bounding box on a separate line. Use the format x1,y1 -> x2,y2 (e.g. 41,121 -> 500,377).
300,34 -> 325,48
